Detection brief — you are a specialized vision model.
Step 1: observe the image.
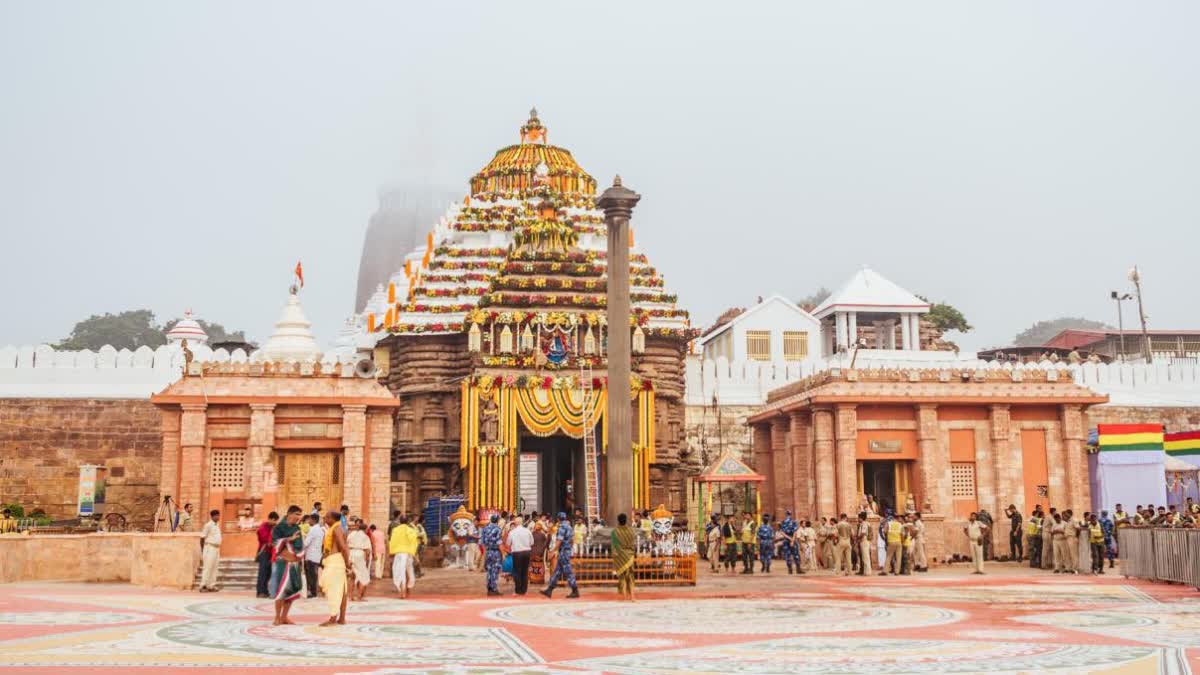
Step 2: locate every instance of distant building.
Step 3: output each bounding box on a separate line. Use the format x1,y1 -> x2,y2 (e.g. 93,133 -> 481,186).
163,311 -> 208,347
813,267 -> 931,356
697,295 -> 820,363
355,186 -> 458,312
1044,329 -> 1200,364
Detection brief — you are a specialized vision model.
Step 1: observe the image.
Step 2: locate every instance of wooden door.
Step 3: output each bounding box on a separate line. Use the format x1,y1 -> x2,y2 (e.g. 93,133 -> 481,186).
277,451 -> 343,513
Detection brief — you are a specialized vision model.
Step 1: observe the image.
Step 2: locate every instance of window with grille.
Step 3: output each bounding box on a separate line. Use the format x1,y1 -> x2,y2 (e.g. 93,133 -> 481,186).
746,330 -> 771,361
783,331 -> 809,361
210,449 -> 246,489
951,462 -> 976,498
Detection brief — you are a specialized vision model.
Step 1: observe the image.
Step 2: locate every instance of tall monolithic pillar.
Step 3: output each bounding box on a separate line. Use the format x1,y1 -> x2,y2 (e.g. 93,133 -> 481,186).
789,411 -> 812,516
770,416 -> 792,515
990,404 -> 1021,514
179,403 -> 208,510
247,403 -> 275,499
752,424 -> 774,502
597,176 -> 640,525
1060,404 -> 1088,512
813,408 -> 836,517
342,404 -> 368,517
915,404 -> 948,514
835,404 -> 858,516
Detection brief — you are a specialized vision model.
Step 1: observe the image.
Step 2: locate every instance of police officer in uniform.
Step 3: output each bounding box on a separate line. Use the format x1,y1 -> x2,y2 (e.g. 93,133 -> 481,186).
779,511 -> 801,574
757,514 -> 775,573
540,512 -> 580,598
480,514 -> 502,596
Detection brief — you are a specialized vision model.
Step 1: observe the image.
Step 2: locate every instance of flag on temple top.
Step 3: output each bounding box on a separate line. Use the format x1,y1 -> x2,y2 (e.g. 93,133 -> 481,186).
1165,430 -> 1200,457
1097,424 -> 1163,452
294,261 -> 304,288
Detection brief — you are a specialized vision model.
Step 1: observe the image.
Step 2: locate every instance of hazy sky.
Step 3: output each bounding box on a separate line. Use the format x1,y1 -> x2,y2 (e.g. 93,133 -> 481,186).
2,2 -> 1197,352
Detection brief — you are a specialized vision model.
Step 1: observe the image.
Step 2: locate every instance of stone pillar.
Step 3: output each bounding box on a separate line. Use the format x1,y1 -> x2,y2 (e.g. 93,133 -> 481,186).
752,423 -> 774,501
900,315 -> 912,350
813,408 -> 836,517
342,404 -> 367,517
915,404 -> 948,514
159,410 -> 181,503
598,177 -> 640,526
247,403 -> 275,499
179,403 -> 208,510
847,312 -> 858,347
835,404 -> 858,516
835,312 -> 848,351
789,411 -> 812,516
365,411 -> 394,526
910,315 -> 922,351
886,320 -> 896,349
770,416 -> 791,515
1060,404 -> 1088,512
990,405 -> 1020,514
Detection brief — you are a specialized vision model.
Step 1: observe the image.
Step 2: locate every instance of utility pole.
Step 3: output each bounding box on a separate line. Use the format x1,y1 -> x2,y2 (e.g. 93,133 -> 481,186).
597,175 -> 640,526
1127,266 -> 1152,363
1110,291 -> 1132,362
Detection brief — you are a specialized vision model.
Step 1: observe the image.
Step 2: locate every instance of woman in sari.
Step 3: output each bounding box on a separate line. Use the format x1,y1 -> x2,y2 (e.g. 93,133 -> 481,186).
269,506 -> 305,626
530,514 -> 548,584
612,513 -> 637,601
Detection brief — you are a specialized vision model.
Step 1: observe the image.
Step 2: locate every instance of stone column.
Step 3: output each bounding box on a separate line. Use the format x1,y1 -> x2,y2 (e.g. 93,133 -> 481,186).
900,315 -> 912,350
598,177 -> 640,526
342,404 -> 367,517
247,403 -> 275,499
847,312 -> 858,348
915,404 -> 947,514
770,416 -> 791,515
910,315 -> 922,351
752,423 -> 774,502
835,312 -> 848,351
835,404 -> 858,516
179,403 -> 208,510
365,411 -> 394,526
990,405 -> 1019,514
813,408 -> 836,517
789,411 -> 812,516
1060,404 -> 1088,512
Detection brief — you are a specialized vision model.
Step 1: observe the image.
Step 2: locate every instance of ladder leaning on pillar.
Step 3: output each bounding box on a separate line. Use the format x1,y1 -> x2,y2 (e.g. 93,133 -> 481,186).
580,360 -> 601,524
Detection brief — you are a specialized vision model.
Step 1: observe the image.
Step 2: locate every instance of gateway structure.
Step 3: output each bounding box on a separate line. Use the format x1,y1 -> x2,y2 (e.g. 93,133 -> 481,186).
374,111 -> 695,520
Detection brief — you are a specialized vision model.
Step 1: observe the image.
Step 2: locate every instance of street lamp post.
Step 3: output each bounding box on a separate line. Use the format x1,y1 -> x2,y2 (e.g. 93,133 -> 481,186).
1127,266 -> 1152,363
597,175 -> 640,526
1110,291 -> 1132,362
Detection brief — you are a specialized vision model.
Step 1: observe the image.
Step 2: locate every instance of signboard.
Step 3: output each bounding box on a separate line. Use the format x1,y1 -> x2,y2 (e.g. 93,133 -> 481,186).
77,465 -> 107,516
868,440 -> 903,454
519,452 -> 540,514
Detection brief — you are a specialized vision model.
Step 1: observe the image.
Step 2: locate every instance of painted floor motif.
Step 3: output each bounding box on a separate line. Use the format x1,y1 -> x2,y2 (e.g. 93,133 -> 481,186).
1,571 -> 1198,673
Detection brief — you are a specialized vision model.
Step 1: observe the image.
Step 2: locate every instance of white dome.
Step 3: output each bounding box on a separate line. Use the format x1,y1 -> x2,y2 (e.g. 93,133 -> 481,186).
257,291 -> 321,362
165,310 -> 209,346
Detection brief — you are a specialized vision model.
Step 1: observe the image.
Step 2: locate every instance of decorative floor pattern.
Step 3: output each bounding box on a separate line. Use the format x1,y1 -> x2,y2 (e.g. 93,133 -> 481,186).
0,572 -> 1197,673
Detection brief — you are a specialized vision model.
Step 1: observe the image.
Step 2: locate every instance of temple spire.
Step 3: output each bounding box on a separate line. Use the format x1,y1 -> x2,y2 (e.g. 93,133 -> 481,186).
520,107 -> 546,144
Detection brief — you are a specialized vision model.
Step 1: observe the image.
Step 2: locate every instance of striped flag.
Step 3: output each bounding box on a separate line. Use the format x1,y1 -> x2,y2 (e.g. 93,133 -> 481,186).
1097,424 -> 1163,452
1165,430 -> 1200,457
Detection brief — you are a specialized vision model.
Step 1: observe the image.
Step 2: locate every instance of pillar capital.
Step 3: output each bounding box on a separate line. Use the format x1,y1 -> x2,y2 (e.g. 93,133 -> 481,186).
180,403 -> 208,414
341,404 -> 368,415
249,403 -> 276,413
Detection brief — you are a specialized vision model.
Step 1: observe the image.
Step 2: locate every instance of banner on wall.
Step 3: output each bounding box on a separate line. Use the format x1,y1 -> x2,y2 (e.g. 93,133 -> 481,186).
77,465 -> 107,516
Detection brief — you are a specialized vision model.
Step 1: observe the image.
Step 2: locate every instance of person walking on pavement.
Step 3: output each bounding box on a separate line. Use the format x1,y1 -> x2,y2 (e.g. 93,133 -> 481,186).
480,514 -> 503,596
302,513 -> 325,598
540,512 -> 580,598
198,509 -> 222,592
507,515 -> 533,596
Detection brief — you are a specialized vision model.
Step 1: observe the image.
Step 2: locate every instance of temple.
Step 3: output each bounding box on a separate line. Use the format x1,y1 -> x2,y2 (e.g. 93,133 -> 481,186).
373,110 -> 696,520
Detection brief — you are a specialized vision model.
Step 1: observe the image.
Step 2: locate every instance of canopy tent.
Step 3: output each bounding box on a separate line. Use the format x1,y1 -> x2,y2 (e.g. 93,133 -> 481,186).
1164,438 -> 1200,507
693,451 -> 766,532
1088,424 -> 1167,513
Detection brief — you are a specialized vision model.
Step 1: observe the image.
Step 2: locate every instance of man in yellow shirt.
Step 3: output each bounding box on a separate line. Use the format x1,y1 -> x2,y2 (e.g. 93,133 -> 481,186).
388,514 -> 419,599
881,514 -> 903,575
740,514 -> 756,574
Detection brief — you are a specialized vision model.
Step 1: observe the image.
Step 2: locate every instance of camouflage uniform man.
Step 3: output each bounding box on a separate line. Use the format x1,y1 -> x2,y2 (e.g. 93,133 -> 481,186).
480,514 -> 502,596
757,514 -> 775,573
540,512 -> 580,598
779,511 -> 801,574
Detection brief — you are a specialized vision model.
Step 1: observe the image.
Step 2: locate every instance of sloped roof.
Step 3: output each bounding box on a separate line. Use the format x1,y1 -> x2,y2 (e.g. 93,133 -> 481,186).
696,450 -> 765,483
698,295 -> 816,345
813,267 -> 929,319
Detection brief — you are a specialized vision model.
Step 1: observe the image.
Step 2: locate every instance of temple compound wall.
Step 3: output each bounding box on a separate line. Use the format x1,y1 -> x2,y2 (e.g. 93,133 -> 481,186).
748,367 -> 1109,561
0,398 -> 163,527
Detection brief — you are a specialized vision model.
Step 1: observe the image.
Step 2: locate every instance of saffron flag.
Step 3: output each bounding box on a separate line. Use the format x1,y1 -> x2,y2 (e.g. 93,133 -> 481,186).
1165,430 -> 1200,457
1097,423 -> 1163,452
294,261 -> 304,288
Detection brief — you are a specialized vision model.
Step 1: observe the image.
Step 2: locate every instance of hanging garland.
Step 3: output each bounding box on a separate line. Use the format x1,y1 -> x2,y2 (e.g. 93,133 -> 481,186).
429,260 -> 504,272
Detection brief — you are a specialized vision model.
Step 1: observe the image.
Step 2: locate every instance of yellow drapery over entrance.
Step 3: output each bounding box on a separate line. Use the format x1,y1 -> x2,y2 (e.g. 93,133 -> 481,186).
460,380 -> 654,512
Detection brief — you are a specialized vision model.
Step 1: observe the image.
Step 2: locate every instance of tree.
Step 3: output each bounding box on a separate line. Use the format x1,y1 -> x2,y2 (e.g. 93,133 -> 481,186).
54,310 -> 247,350
1012,317 -> 1111,347
917,296 -> 972,334
54,310 -> 166,351
797,287 -> 831,311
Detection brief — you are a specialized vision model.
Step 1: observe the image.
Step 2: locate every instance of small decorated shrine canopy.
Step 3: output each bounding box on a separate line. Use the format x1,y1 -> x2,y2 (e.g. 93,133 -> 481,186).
695,451 -> 765,527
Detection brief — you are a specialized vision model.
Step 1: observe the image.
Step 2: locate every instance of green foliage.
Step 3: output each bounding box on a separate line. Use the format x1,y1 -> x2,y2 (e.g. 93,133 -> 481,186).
1012,317 -> 1112,347
917,296 -> 972,334
53,310 -> 246,350
797,287 -> 831,310
3,503 -> 25,518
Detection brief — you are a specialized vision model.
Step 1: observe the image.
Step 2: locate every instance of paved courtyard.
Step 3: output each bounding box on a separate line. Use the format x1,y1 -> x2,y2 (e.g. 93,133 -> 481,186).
2,564 -> 1198,674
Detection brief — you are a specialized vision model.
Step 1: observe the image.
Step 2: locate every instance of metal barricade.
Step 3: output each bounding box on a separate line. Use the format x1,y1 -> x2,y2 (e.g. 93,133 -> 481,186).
1119,527 -> 1200,589
1117,528 -> 1156,580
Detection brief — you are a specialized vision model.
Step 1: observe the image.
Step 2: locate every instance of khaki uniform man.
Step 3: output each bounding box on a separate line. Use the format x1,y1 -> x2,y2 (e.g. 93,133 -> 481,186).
882,517 -> 903,575
1062,511 -> 1079,571
964,512 -> 987,574
198,509 -> 223,592
911,513 -> 927,572
1040,508 -> 1056,570
833,516 -> 853,575
856,514 -> 872,575
1050,515 -> 1070,573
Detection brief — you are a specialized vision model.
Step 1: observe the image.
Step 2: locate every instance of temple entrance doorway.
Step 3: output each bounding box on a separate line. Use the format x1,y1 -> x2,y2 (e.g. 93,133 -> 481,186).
518,435 -> 584,516
277,450 -> 343,514
859,460 -> 896,515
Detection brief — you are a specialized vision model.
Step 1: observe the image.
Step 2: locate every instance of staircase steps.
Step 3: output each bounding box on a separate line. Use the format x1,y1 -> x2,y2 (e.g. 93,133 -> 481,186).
194,558 -> 260,591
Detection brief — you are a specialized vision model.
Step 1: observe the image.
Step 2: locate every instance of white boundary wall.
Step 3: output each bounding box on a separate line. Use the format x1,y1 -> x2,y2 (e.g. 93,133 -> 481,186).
0,344 -> 353,399
684,353 -> 1200,408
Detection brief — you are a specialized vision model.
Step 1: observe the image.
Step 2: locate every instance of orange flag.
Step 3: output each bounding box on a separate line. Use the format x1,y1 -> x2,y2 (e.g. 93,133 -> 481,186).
294,261 -> 304,288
